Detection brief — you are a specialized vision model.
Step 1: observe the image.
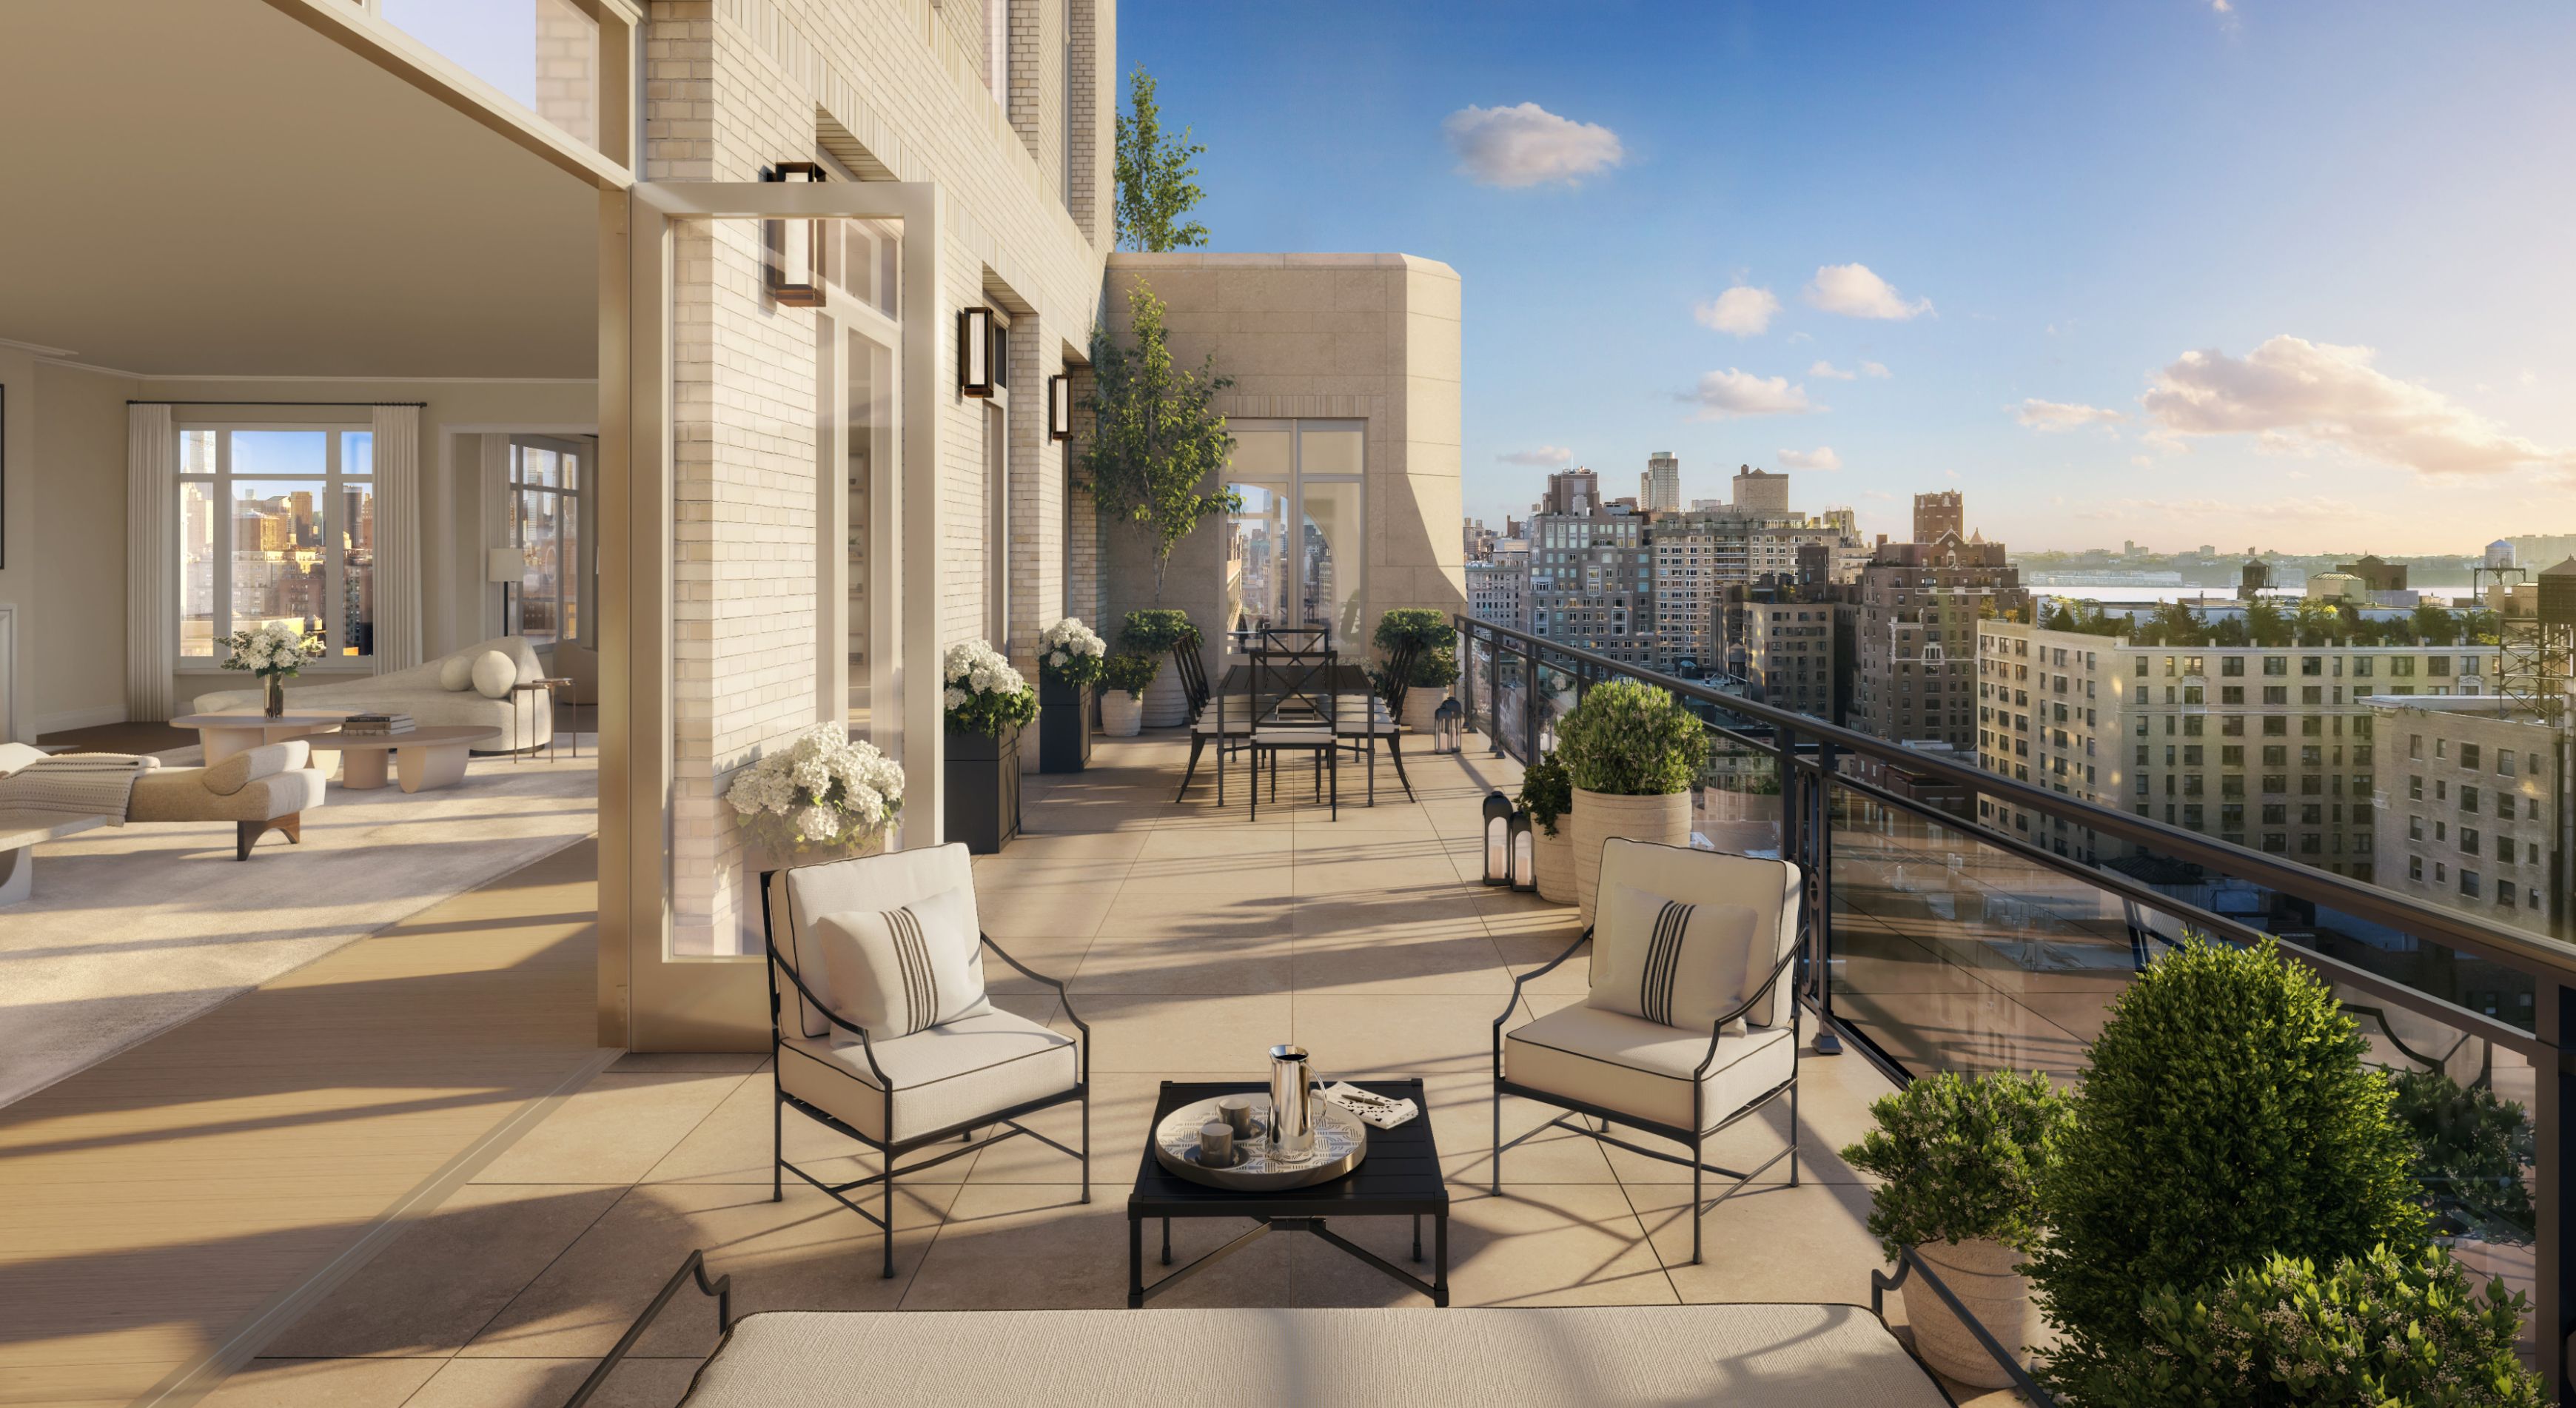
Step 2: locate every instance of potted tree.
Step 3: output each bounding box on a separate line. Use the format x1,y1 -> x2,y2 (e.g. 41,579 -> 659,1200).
942,640 -> 1037,854
1120,609 -> 1201,728
724,723 -> 905,864
1841,1070 -> 2070,1388
1555,680 -> 1709,923
1098,653 -> 1158,737
1515,751 -> 1575,905
1372,609 -> 1459,736
1036,617 -> 1106,774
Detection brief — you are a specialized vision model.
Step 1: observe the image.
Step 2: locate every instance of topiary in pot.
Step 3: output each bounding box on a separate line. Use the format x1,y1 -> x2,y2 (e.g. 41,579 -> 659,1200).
1372,609 -> 1459,731
1121,609 -> 1201,728
2060,1242 -> 2543,1407
1554,680 -> 1709,922
1842,1070 -> 2070,1389
1097,653 -> 1159,737
1515,751 -> 1575,903
2031,936 -> 2426,1395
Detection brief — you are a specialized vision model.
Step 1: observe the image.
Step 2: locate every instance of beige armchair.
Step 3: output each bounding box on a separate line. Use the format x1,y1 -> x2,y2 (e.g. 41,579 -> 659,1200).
128,740 -> 329,859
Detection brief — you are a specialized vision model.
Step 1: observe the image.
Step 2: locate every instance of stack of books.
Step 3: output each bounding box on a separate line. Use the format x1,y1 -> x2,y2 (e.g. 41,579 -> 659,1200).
339,713 -> 415,737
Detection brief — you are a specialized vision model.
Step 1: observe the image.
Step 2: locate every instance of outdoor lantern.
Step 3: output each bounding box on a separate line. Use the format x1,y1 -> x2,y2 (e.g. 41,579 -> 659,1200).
1482,791 -> 1517,886
1432,697 -> 1464,754
1047,373 -> 1073,440
762,161 -> 826,307
1509,809 -> 1536,893
959,306 -> 998,396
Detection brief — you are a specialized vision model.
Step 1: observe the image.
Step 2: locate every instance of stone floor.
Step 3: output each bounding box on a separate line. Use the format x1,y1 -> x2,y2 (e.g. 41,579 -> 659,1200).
194,733 -> 2022,1407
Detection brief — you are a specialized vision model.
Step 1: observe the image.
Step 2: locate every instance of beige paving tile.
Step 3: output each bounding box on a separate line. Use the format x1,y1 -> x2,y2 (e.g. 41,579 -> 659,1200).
1292,889 -> 1490,938
471,1073 -> 745,1185
1069,930 -> 1293,995
959,1070 -> 1244,1184
1594,1043 -> 1894,1186
1292,994 -> 1516,1075
464,1182 -> 959,1360
1635,1179 -> 1887,1306
1409,1071 -> 1620,1186
640,1066 -> 976,1187
1095,886 -> 1295,941
1052,993 -> 1291,1073
1131,827 -> 1303,863
973,829 -> 1149,865
1295,856 -> 1483,902
195,1356 -> 444,1407
1292,931 -> 1515,997
263,1184 -> 626,1357
1298,1185 -> 1677,1308
903,1182 -> 1299,1310
404,1355 -> 700,1408
974,879 -> 1120,943
976,928 -> 1095,996
607,1052 -> 769,1074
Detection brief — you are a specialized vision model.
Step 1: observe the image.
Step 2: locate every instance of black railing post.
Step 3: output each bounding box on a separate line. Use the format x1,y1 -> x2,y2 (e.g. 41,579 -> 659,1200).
1522,640 -> 1540,765
1811,734 -> 1842,1056
1460,623 -> 1479,747
2544,978 -> 2570,1401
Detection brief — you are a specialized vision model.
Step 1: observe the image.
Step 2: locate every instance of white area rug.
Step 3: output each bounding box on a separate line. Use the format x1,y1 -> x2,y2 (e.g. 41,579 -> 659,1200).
0,750 -> 596,1107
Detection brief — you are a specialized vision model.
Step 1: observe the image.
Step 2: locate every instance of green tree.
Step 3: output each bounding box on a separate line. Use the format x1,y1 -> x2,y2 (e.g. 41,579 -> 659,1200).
2292,595 -> 2340,646
1081,281 -> 1238,599
1113,65 -> 1208,252
2244,596 -> 2290,646
2414,601 -> 2462,646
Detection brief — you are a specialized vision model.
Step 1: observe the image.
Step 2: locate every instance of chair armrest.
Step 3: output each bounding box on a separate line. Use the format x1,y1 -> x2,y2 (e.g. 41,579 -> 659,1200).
766,948 -> 893,1088
1691,946 -> 1802,1079
982,933 -> 1090,1082
1494,926 -> 1591,1035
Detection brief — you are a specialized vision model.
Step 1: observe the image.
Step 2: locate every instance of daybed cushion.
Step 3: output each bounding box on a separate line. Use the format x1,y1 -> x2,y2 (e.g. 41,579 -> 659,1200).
128,765 -> 325,824
1505,1002 -> 1791,1134
201,740 -> 310,797
190,636 -> 550,752
438,654 -> 477,691
808,885 -> 988,1041
0,742 -> 47,776
1587,882 -> 1760,1032
1592,839 -> 1802,1029
470,649 -> 517,700
766,844 -> 984,1040
777,1005 -> 1075,1144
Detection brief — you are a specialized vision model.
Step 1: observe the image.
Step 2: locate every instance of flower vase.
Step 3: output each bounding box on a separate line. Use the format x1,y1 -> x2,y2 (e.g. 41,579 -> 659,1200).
264,675 -> 287,719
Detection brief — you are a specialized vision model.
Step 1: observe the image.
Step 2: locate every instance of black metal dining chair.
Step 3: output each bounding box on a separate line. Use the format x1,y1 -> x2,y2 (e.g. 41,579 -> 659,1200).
1249,640 -> 1338,820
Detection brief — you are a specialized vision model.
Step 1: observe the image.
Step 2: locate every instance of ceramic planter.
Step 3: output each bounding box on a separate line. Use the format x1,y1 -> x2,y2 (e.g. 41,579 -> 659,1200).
1141,668 -> 1189,729
1570,787 -> 1691,924
1530,822 -> 1574,905
1401,687 -> 1445,737
1100,689 -> 1144,737
1905,1238 -> 2032,1389
1038,674 -> 1091,773
942,721 -> 1022,855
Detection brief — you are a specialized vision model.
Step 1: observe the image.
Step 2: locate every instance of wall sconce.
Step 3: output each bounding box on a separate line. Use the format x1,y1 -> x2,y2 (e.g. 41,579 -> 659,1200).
1432,697 -> 1464,754
1047,374 -> 1072,440
959,306 -> 997,397
1483,791 -> 1516,887
762,161 -> 826,308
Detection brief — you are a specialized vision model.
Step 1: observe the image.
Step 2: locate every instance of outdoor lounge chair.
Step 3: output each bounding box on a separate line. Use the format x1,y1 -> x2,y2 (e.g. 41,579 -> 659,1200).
1492,837 -> 1805,1264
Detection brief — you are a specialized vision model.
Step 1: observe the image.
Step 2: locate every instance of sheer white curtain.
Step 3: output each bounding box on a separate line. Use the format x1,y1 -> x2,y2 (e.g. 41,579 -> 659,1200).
124,403 -> 174,720
371,404 -> 425,671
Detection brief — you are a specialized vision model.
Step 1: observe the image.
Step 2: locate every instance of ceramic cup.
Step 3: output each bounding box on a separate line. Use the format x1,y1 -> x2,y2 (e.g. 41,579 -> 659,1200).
1217,1096 -> 1256,1139
1198,1122 -> 1235,1167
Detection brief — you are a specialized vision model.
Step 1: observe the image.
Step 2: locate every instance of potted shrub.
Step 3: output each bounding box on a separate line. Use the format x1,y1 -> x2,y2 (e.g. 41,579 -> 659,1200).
1554,679 -> 1709,922
1515,751 -> 1575,905
942,640 -> 1037,854
2030,936 -> 2426,1398
1372,608 -> 1459,735
1036,617 -> 1106,774
1098,653 -> 1158,737
1842,1070 -> 2070,1388
724,723 -> 904,863
2387,1065 -> 2535,1244
1121,609 -> 1201,728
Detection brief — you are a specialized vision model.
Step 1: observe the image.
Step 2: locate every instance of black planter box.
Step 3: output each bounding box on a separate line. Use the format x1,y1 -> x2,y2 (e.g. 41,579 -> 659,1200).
944,721 -> 1022,855
1039,674 -> 1092,774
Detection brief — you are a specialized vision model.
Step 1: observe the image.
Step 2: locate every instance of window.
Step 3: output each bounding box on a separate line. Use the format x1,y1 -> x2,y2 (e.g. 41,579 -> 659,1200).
2461,742 -> 2481,770
506,436 -> 583,647
1222,420 -> 1366,649
177,426 -> 375,663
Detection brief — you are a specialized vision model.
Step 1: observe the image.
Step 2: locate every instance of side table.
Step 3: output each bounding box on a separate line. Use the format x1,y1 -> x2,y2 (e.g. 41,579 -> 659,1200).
509,678 -> 576,762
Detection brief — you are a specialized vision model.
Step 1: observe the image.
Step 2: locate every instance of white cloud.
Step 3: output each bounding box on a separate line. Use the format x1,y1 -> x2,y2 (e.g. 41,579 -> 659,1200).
1498,444 -> 1574,467
1681,369 -> 1819,420
2015,398 -> 2126,432
1441,103 -> 1625,188
1777,446 -> 1842,471
1809,359 -> 1894,381
1804,264 -> 1932,321
1694,286 -> 1779,337
1860,361 -> 1891,378
2139,335 -> 2574,478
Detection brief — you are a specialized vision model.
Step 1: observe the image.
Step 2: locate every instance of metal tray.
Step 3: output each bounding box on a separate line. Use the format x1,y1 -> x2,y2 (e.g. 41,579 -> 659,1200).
1152,1093 -> 1368,1191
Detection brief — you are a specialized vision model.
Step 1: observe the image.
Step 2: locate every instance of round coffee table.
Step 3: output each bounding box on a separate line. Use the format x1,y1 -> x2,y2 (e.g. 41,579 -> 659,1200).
331,726 -> 503,794
169,711 -> 354,766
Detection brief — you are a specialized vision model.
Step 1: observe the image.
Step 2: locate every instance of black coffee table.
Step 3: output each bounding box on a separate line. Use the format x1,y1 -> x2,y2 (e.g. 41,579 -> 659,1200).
1129,1078 -> 1449,1308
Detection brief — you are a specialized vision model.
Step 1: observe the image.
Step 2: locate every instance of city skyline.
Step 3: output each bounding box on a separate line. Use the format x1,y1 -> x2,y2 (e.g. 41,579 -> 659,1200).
1127,0 -> 2576,554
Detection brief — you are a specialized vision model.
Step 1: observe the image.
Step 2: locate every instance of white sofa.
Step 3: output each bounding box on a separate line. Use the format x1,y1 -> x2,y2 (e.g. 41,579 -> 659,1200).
192,636 -> 552,754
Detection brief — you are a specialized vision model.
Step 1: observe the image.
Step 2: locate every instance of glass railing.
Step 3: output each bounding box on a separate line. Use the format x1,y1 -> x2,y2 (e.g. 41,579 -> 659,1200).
1456,614 -> 2566,1384
378,0 -> 608,152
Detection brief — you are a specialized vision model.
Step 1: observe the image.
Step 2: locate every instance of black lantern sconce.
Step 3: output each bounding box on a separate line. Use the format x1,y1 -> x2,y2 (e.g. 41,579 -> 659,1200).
1432,697 -> 1463,754
762,161 -> 826,307
958,307 -> 998,397
1482,791 -> 1516,887
1047,373 -> 1073,441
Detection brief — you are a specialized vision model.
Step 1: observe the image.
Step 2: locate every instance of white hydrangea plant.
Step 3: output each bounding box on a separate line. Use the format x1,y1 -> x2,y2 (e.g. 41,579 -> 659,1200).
1036,617 -> 1107,687
942,638 -> 1039,736
724,723 -> 905,854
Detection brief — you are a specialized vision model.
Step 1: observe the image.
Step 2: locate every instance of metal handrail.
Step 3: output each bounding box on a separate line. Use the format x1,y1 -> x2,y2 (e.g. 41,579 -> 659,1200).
1455,614 -> 2576,987
563,1250 -> 732,1408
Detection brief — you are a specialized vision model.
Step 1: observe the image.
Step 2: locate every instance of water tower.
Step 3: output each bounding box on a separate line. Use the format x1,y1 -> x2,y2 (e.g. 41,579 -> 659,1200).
2236,557 -> 2273,601
2498,557 -> 2576,725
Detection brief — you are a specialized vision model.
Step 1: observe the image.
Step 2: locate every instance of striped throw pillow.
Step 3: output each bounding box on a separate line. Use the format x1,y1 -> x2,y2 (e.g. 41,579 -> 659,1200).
806,884 -> 988,1041
1586,884 -> 1763,1033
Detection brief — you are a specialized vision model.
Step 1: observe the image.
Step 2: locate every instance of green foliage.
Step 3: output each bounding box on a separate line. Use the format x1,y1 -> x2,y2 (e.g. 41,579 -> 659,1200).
2032,939 -> 2428,1388
1371,608 -> 1458,689
1841,1069 -> 2070,1260
1099,652 -> 1161,698
1112,65 -> 1207,252
2413,600 -> 2463,646
1121,609 -> 1202,654
1083,282 -> 1238,597
1554,679 -> 1708,796
944,683 -> 1036,738
1516,751 -> 1573,838
2057,1244 -> 2542,1408
2388,1067 -> 2535,1241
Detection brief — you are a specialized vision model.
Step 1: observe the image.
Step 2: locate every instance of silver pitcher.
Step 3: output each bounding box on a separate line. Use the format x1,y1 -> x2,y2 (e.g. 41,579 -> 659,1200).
1267,1043 -> 1316,1159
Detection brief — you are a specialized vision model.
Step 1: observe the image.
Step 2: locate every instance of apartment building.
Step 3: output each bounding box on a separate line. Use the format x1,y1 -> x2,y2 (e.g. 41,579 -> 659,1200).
1643,451 -> 1681,512
1725,591 -> 1845,722
1466,540 -> 1530,631
1851,534 -> 2027,750
1978,621 -> 2501,872
1529,509 -> 1654,666
2370,697 -> 2571,938
1913,490 -> 1963,542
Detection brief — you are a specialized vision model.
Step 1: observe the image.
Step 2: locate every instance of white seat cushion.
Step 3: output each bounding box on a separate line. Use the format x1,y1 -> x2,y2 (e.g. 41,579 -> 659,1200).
1254,726 -> 1335,744
1504,1003 -> 1791,1134
778,1005 -> 1077,1144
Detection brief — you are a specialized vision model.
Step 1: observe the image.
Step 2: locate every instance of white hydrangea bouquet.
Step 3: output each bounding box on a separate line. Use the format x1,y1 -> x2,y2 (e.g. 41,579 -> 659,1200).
1036,616 -> 1107,688
219,620 -> 329,716
942,638 -> 1039,737
725,723 -> 905,855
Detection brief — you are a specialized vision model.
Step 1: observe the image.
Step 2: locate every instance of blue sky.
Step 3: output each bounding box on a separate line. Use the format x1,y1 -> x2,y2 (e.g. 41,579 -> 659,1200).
1121,0 -> 2576,554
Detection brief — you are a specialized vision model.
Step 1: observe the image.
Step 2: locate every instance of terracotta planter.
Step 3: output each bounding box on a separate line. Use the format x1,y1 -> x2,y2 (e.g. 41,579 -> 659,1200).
1570,787 -> 1691,924
1141,669 -> 1188,729
1100,689 -> 1144,737
1531,823 -> 1575,905
1905,1238 -> 2033,1389
1401,687 -> 1446,736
